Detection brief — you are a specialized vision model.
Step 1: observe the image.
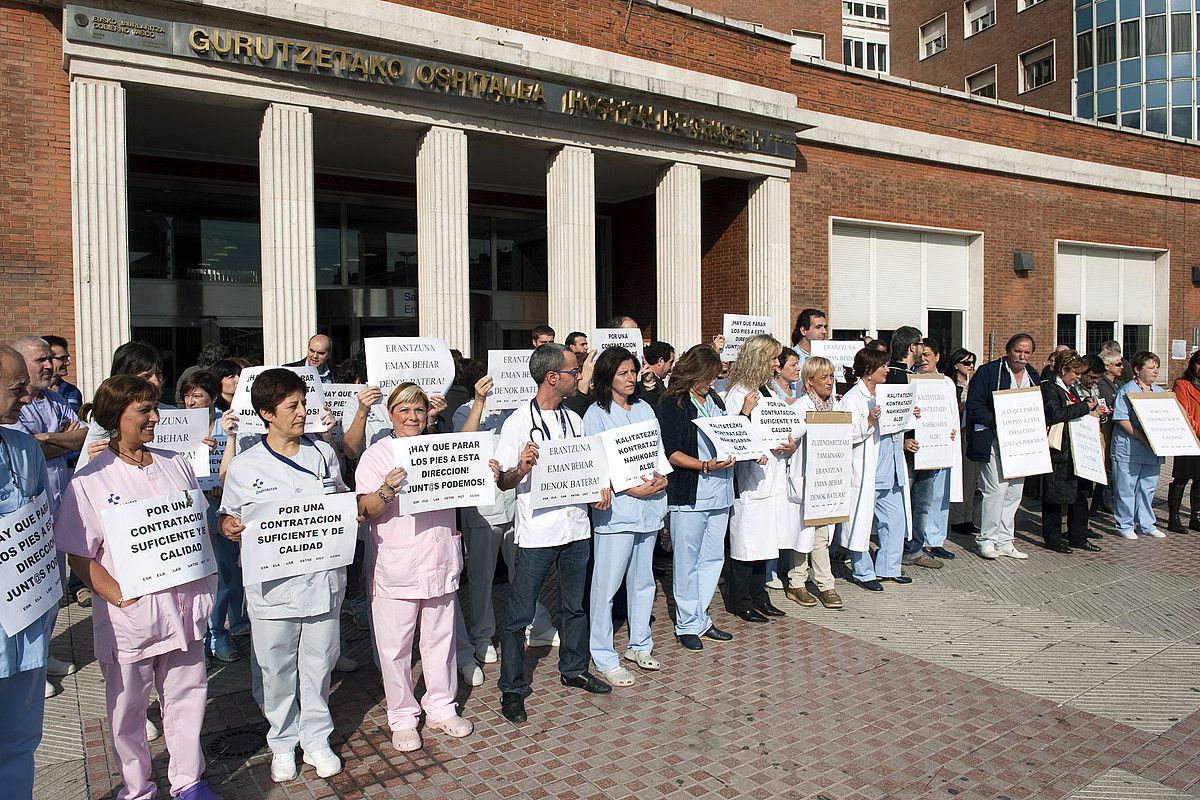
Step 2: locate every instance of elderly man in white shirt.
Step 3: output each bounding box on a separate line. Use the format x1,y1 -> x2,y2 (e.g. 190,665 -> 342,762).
494,343 -> 612,724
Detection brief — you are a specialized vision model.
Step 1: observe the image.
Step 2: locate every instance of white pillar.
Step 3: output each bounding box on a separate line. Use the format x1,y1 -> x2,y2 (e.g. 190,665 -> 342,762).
546,146 -> 596,340
656,163 -> 702,349
416,126 -> 471,355
70,78 -> 130,398
748,176 -> 792,337
259,103 -> 315,366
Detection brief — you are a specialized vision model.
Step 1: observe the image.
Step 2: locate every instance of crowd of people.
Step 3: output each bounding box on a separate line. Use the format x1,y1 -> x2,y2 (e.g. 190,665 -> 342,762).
0,312 -> 1193,800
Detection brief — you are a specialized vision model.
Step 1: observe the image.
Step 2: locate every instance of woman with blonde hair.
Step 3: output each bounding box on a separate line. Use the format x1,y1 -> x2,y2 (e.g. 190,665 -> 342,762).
723,334 -> 795,622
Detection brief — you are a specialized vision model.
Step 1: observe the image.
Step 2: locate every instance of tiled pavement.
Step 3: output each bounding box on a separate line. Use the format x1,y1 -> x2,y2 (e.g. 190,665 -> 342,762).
34,477 -> 1200,800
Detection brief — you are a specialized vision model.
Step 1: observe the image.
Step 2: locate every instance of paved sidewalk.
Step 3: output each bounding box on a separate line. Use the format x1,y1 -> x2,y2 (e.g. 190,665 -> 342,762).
34,482 -> 1200,800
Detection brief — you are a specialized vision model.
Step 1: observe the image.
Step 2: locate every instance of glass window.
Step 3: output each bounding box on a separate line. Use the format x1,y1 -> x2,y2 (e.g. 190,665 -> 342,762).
495,216 -> 548,292
1021,43 -> 1055,90
1098,88 -> 1119,116
345,204 -> 418,288
1121,57 -> 1142,84
1173,77 -> 1193,102
1078,32 -> 1095,69
1086,322 -> 1116,355
1172,105 -> 1193,136
1078,93 -> 1095,117
1097,0 -> 1117,25
965,0 -> 996,36
1147,105 -> 1169,131
1172,52 -> 1193,76
1121,20 -> 1140,58
1145,0 -> 1165,12
1121,83 -> 1143,109
1123,325 -> 1150,355
1147,79 -> 1170,105
1077,6 -> 1093,30
1170,0 -> 1190,10
1099,62 -> 1119,87
314,202 -> 342,287
469,215 -> 492,291
1171,12 -> 1192,51
1146,15 -> 1168,54
1121,110 -> 1142,127
967,67 -> 998,97
1146,53 -> 1169,78
1119,0 -> 1141,18
1079,68 -> 1095,94
921,16 -> 948,58
1097,24 -> 1117,65
1057,315 -> 1078,350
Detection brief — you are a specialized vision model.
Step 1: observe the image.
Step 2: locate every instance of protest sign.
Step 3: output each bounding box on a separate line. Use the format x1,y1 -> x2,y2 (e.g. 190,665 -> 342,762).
811,340 -> 862,374
591,328 -> 643,355
909,375 -> 957,470
323,383 -> 362,447
198,428 -> 225,492
752,397 -> 806,447
0,493 -> 61,636
596,419 -> 672,493
1128,392 -> 1200,457
1069,414 -> 1108,485
992,387 -> 1052,479
802,411 -> 853,526
691,415 -> 771,462
239,493 -> 359,584
152,408 -> 211,481
364,337 -> 454,400
876,384 -> 915,436
529,436 -> 607,510
720,314 -> 772,361
391,433 -> 497,514
232,365 -> 329,436
486,350 -> 538,410
101,489 -> 216,597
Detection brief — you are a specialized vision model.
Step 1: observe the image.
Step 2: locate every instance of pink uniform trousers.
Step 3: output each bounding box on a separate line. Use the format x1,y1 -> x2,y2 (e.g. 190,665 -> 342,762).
372,592 -> 458,731
102,639 -> 208,800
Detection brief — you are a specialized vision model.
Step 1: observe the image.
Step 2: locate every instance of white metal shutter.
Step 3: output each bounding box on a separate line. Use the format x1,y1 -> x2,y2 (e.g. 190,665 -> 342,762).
924,232 -> 970,311
1055,244 -> 1082,315
1083,247 -> 1120,320
873,228 -> 924,330
1120,250 -> 1156,325
830,223 -> 873,330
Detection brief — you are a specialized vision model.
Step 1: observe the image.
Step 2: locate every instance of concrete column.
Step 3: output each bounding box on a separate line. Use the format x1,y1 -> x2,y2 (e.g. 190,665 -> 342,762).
70,78 -> 130,398
546,146 -> 596,340
656,163 -> 702,349
416,126 -> 471,355
259,103 -> 315,366
747,176 -> 792,336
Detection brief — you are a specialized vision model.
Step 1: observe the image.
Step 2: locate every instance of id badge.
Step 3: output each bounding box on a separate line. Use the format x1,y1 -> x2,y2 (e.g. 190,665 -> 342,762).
322,478 -> 338,495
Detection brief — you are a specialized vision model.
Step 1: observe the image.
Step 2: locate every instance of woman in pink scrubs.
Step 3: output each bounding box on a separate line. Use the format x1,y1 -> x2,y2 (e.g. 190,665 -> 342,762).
355,378 -> 488,753
56,375 -> 220,800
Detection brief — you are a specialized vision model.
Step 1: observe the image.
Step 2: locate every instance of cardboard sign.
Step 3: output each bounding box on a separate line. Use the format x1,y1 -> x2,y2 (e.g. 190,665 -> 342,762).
1128,392 -> 1200,457
1069,414 -> 1108,485
198,426 -> 225,492
810,340 -> 861,373
591,328 -> 643,356
323,383 -> 363,447
101,489 -> 216,596
802,411 -> 853,526
239,493 -> 359,584
391,433 -> 497,514
720,314 -> 772,361
992,387 -> 1053,479
910,375 -> 957,470
596,418 -> 672,493
691,415 -> 771,462
486,350 -> 538,411
529,436 -> 608,510
876,384 -> 915,436
0,492 -> 61,636
152,408 -> 211,481
232,366 -> 329,436
364,337 -> 455,400
752,396 -> 806,447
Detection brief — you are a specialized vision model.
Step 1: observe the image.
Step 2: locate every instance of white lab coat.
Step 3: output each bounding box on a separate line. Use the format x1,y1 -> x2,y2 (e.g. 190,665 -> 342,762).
836,381 -> 882,552
785,393 -> 837,554
725,384 -> 799,561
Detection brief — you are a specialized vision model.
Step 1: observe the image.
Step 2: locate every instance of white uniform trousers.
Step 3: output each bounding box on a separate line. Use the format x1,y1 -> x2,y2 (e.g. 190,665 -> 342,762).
977,443 -> 1024,548
251,609 -> 340,756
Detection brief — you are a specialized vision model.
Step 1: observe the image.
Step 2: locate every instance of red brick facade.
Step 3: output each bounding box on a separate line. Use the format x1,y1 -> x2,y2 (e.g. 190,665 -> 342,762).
688,0 -> 844,61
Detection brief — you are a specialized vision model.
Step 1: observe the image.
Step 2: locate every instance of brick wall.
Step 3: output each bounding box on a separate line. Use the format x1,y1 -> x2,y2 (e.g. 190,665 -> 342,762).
687,0 -> 844,61
0,4 -> 73,370
700,177 -> 749,341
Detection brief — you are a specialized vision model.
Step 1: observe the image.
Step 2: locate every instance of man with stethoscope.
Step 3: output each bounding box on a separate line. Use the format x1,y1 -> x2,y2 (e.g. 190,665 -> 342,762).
493,343 -> 612,724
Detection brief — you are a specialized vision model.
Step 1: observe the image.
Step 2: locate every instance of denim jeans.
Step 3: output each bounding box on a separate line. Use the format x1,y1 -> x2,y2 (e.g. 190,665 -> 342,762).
207,518 -> 248,648
498,538 -> 590,697
908,467 -> 950,553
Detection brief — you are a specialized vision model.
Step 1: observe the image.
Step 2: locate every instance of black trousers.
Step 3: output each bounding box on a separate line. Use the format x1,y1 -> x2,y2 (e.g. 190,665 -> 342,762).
726,558 -> 768,613
1043,481 -> 1092,547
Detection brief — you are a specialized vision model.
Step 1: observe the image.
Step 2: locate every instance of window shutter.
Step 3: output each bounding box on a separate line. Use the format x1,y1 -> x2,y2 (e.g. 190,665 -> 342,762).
1056,244 -> 1082,315
1120,250 -> 1156,325
873,228 -> 924,330
830,224 -> 873,330
1084,248 -> 1120,320
924,232 -> 969,311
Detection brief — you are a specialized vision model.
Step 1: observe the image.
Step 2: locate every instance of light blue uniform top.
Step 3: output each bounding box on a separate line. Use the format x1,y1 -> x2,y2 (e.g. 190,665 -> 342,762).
669,394 -> 733,513
1111,381 -> 1166,466
875,430 -> 906,489
584,400 -> 668,533
0,428 -> 53,678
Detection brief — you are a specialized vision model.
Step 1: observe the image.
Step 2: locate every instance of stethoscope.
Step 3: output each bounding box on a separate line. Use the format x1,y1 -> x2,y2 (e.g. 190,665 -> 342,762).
528,398 -> 575,443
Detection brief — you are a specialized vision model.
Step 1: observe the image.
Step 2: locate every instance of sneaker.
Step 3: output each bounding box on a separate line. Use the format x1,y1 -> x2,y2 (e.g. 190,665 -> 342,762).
525,628 -> 560,648
45,656 -> 77,677
475,642 -> 498,664
459,661 -> 484,687
995,542 -> 1029,560
270,751 -> 297,783
302,748 -> 343,778
146,718 -> 161,742
978,542 -> 1000,559
392,728 -> 422,752
427,714 -> 474,738
44,680 -> 57,699
73,587 -> 93,608
206,640 -> 240,663
1115,529 -> 1138,540
1142,528 -> 1167,539
333,655 -> 358,672
764,577 -> 784,590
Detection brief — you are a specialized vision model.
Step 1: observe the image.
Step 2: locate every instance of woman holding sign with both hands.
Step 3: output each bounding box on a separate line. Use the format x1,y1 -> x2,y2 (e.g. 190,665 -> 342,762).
1110,351 -> 1167,540
354,375 -> 490,753
56,376 -> 222,800
1040,351 -> 1102,554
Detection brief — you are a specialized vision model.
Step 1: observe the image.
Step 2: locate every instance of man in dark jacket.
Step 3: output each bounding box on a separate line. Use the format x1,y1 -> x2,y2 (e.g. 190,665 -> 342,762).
964,333 -> 1040,560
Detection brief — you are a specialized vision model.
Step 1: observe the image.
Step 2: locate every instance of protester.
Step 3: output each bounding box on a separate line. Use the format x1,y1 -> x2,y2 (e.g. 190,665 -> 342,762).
210,359 -> 242,413
876,327 -> 921,580
175,343 -> 231,405
1040,352 -> 1102,553
790,308 -> 828,364
531,325 -> 555,348
56,375 -> 222,800
286,335 -> 333,383
565,332 -> 589,358
43,335 -> 83,414
1110,351 -> 1166,540
945,348 -> 978,535
839,347 -> 887,591
1170,350 -> 1200,533
639,341 -> 674,408
904,337 -> 956,565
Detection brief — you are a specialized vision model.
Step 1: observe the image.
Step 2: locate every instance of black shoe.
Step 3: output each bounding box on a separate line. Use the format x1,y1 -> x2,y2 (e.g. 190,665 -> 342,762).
857,579 -> 884,592
500,692 -> 527,723
1046,542 -> 1073,554
1087,530 -> 1104,540
735,609 -> 771,623
925,546 -> 956,560
1077,542 -> 1102,552
701,626 -> 733,641
951,522 -> 977,535
756,602 -> 786,617
879,575 -> 913,585
561,671 -> 612,694
676,634 -> 704,651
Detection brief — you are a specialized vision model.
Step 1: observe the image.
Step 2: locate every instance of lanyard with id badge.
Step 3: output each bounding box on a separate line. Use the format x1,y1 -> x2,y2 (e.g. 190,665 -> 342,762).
261,436 -> 338,495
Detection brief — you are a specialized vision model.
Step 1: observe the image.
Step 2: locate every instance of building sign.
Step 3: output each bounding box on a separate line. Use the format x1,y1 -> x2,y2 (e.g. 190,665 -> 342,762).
64,5 -> 795,158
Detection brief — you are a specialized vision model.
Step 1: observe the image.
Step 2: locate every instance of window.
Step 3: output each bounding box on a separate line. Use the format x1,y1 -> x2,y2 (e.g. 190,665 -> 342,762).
791,30 -> 825,59
921,16 -> 948,59
1018,0 -> 1045,9
1170,12 -> 1191,52
1123,325 -> 1151,355
1146,15 -> 1168,55
1121,20 -> 1140,59
843,1 -> 888,20
967,66 -> 998,97
965,0 -> 996,36
1086,321 -> 1116,354
844,37 -> 889,71
1097,24 -> 1118,64
1078,31 -> 1094,69
1056,244 -> 1163,363
1057,314 -> 1078,350
1020,42 -> 1055,91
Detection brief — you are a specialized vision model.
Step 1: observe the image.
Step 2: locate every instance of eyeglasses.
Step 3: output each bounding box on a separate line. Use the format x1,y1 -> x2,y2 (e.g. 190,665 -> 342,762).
553,369 -> 581,378
960,360 -> 976,367
50,355 -> 71,363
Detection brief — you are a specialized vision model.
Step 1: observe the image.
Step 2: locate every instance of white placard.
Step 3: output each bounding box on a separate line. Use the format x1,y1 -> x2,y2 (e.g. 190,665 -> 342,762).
239,493 -> 359,584
591,328 -> 643,355
152,409 -> 211,481
691,415 -> 771,462
810,340 -> 861,373
323,383 -> 362,447
199,427 -> 225,492
364,337 -> 455,400
1069,414 -> 1108,485
101,490 -> 216,597
720,314 -> 772,361
803,412 -> 853,526
752,397 -> 806,447
1171,339 -> 1187,360
1128,393 -> 1200,457
232,366 -> 329,436
486,350 -> 538,411
910,376 -> 957,470
596,419 -> 672,493
0,493 -> 61,636
391,433 -> 497,514
876,384 -> 915,436
529,436 -> 608,510
992,387 -> 1053,479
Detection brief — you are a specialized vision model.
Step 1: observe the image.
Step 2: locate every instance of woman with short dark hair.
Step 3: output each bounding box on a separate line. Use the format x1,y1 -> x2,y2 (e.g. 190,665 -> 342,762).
839,347 -> 889,591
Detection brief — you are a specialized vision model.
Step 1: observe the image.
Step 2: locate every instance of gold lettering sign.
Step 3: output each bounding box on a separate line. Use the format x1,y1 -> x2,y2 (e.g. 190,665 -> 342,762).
187,27 -> 406,84
561,89 -> 765,150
